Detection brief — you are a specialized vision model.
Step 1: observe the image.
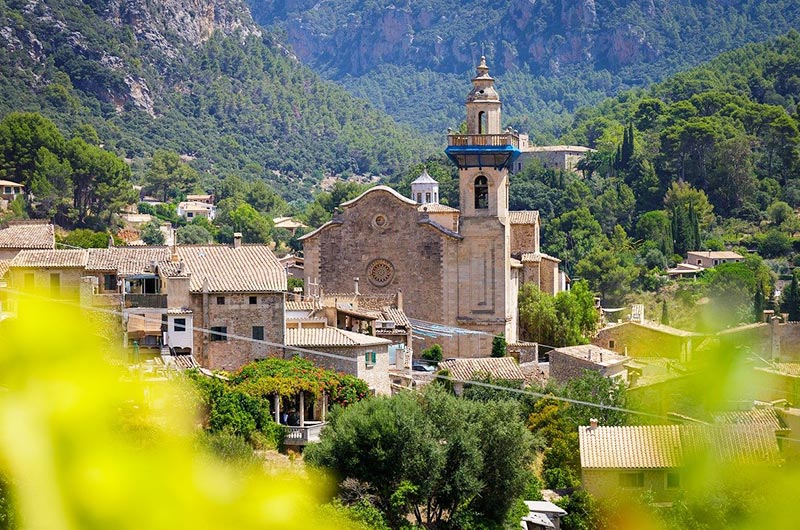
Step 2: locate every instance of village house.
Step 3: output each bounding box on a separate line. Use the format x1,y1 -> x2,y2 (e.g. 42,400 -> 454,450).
512,144 -> 595,174
273,216 -> 308,236
279,254 -> 304,281
593,319 -> 700,362
579,422 -> 781,502
177,200 -> 216,221
548,344 -> 627,385
0,180 -> 24,210
284,320 -> 392,396
437,356 -> 524,395
186,194 -> 214,204
301,58 -> 567,359
0,221 -> 55,260
685,250 -> 743,269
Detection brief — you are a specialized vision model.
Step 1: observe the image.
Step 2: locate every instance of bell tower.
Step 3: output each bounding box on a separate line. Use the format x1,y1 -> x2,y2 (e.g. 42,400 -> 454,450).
445,57 -> 520,220
443,57 -> 521,349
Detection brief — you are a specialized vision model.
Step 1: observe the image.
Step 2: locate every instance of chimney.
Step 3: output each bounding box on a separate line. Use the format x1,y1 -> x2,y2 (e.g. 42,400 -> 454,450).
233,232 -> 242,249
396,289 -> 403,311
763,309 -> 774,323
354,277 -> 360,295
589,418 -> 598,430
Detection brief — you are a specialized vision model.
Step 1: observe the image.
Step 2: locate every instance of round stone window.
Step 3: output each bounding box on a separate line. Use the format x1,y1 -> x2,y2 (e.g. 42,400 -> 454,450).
367,259 -> 394,287
371,214 -> 388,229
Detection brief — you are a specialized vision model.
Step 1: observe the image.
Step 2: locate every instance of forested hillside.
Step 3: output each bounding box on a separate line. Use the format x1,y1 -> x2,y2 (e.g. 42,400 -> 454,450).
249,0 -> 800,139
494,31 -> 800,332
0,0 -> 432,200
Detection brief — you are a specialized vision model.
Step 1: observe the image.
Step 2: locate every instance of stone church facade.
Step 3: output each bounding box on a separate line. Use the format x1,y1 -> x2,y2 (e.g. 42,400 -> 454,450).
301,58 -> 564,358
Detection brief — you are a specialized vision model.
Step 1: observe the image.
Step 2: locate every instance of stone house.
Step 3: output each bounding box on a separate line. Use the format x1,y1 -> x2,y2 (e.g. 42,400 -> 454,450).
685,250 -> 743,269
301,58 -> 566,359
7,249 -> 89,305
593,320 -> 700,362
548,344 -> 627,384
437,356 -> 524,395
579,423 -> 780,502
284,321 -> 392,395
512,145 -> 594,174
0,221 -> 55,260
175,237 -> 286,371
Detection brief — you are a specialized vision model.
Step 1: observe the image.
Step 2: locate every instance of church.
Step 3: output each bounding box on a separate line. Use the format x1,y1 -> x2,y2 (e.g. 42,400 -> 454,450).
301,58 -> 565,358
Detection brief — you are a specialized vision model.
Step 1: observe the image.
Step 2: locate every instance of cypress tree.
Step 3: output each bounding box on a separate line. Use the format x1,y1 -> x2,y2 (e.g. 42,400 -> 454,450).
661,300 -> 670,326
754,282 -> 765,322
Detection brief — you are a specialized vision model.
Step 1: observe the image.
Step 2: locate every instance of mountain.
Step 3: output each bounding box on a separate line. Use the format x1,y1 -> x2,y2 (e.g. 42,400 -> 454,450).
248,0 -> 800,138
0,0 -> 433,200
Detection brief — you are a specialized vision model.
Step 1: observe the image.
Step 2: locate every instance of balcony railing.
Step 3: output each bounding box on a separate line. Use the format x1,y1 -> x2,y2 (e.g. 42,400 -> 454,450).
125,293 -> 167,308
447,132 -> 520,148
284,421 -> 326,445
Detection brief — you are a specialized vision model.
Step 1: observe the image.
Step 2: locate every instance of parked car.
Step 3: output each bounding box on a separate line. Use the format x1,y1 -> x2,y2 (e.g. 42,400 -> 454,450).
412,361 -> 436,372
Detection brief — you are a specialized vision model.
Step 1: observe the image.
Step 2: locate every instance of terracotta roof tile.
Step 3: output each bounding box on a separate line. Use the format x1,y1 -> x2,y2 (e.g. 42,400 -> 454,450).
175,245 -> 286,293
579,424 -> 780,469
0,259 -> 9,279
418,203 -> 459,213
285,327 -> 391,347
519,252 -> 560,263
10,249 -> 88,268
509,211 -> 539,224
438,357 -> 524,382
0,223 -> 54,249
285,300 -> 317,311
551,344 -> 627,366
715,408 -> 787,432
86,247 -> 171,275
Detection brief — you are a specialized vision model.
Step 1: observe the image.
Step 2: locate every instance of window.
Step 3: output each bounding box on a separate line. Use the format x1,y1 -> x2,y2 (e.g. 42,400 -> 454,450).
24,273 -> 34,290
365,351 -> 377,366
252,326 -> 264,341
426,192 -> 431,203
609,340 -> 615,349
478,111 -> 487,134
433,192 -> 438,202
103,274 -> 117,292
416,192 -> 422,203
249,296 -> 258,305
187,212 -> 194,218
210,326 -> 227,341
216,296 -> 225,305
619,472 -> 644,488
3,186 -> 11,194
174,318 -> 186,332
666,472 -> 681,489
50,273 -> 61,298
474,176 -> 489,209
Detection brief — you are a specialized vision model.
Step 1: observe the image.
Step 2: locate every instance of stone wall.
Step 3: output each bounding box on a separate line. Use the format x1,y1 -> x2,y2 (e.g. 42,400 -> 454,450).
191,291 -> 285,371
510,223 -> 537,254
593,323 -> 691,359
303,188 -> 451,326
9,267 -> 84,301
549,351 -> 626,384
287,344 -> 391,396
582,469 -> 677,503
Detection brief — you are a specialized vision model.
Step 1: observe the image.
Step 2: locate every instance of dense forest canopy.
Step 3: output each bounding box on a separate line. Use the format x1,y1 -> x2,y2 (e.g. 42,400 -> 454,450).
249,0 -> 800,138
0,0 -> 434,201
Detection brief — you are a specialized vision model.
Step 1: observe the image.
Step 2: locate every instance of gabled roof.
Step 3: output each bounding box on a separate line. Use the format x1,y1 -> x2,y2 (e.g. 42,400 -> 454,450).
285,326 -> 391,347
579,424 -> 780,469
551,344 -> 627,367
0,259 -> 9,279
10,249 -> 88,268
686,250 -> 743,259
509,211 -> 539,224
418,203 -> 459,213
175,245 -> 286,293
715,407 -> 787,433
438,357 -> 524,382
86,247 -> 171,275
0,223 -> 55,249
